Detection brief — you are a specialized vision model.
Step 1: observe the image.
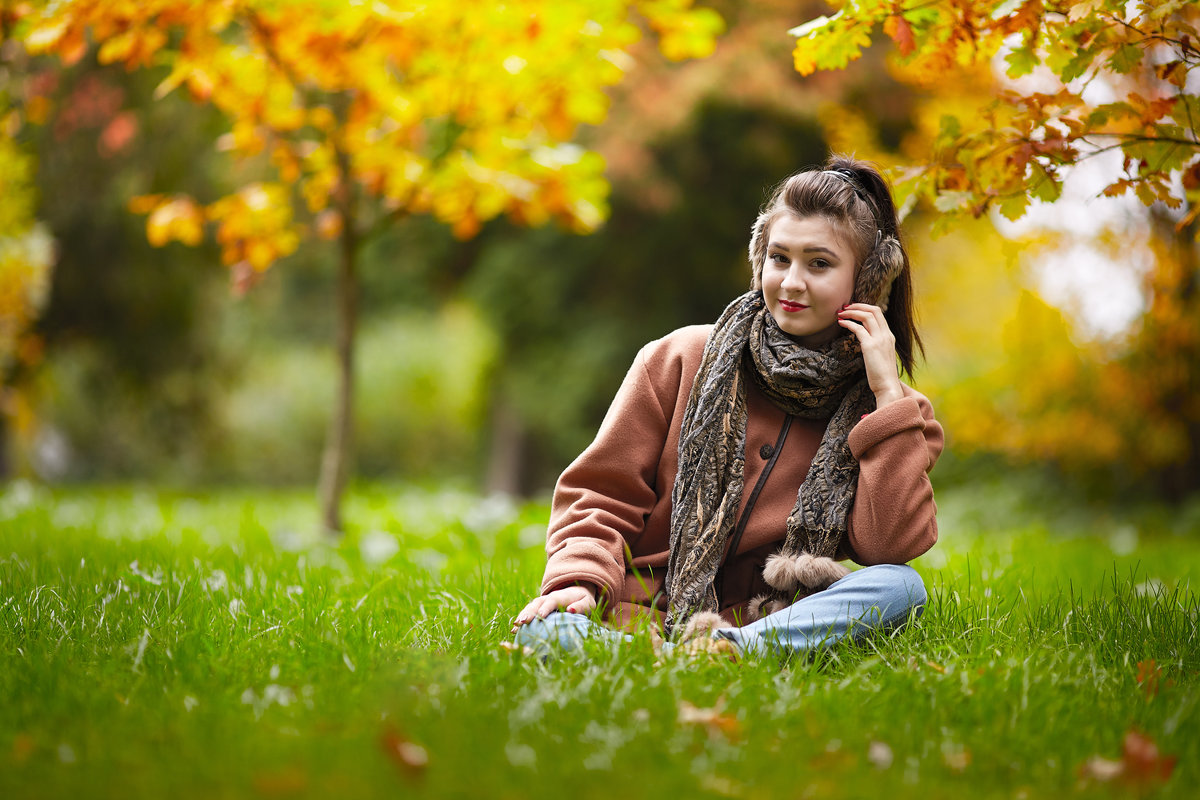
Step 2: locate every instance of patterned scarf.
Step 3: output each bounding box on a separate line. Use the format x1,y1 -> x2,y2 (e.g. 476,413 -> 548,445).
663,290 -> 874,632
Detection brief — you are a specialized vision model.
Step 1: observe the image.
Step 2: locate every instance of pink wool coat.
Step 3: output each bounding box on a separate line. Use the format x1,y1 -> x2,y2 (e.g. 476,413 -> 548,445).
539,325 -> 944,631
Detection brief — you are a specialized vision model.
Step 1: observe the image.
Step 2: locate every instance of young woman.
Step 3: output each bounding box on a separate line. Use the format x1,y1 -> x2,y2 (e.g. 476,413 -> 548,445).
511,155 -> 943,658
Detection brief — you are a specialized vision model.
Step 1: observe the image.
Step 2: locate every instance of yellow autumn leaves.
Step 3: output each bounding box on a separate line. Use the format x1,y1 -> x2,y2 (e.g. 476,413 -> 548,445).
21,0 -> 724,275
132,184 -> 299,276
0,128 -> 54,378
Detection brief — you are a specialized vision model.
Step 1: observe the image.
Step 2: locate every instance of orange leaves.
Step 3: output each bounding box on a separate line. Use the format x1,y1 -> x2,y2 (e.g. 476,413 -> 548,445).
9,733 -> 35,764
22,17 -> 88,65
207,184 -> 300,272
998,0 -> 1046,37
19,0 -> 722,271
678,698 -> 741,739
96,26 -> 167,69
1135,659 -> 1176,700
1182,161 -> 1200,191
1079,730 -> 1177,787
98,111 -> 139,157
788,0 -> 1200,223
0,78 -> 55,380
1156,60 -> 1189,90
791,11 -> 875,77
252,766 -> 308,796
135,195 -> 205,248
640,0 -> 724,62
132,185 -> 300,284
379,727 -> 429,778
883,16 -> 915,58
314,210 -> 343,241
0,223 -> 56,375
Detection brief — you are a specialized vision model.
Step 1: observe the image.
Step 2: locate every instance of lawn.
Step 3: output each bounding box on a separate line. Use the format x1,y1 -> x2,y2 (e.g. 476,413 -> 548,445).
1,478 -> 1197,799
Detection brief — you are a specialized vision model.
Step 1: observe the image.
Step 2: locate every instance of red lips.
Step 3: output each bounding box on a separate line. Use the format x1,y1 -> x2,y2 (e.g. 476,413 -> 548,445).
778,300 -> 808,312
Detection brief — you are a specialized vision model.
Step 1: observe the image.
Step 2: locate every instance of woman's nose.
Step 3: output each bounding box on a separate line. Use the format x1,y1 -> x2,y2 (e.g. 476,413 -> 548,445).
780,266 -> 805,291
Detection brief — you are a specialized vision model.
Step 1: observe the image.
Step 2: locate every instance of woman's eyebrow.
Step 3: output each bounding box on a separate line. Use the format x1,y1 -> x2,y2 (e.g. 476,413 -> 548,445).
768,242 -> 839,257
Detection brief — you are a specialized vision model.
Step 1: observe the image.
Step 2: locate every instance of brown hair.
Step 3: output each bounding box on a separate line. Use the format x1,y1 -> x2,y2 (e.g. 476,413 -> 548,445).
747,154 -> 924,378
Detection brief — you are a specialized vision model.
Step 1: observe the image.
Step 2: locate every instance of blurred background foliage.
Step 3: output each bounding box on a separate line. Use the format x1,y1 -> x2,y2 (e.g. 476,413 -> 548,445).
1,0 -> 1196,504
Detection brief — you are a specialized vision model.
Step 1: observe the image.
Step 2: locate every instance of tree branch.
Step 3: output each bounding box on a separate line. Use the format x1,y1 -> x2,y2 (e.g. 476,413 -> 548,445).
1099,13 -> 1200,62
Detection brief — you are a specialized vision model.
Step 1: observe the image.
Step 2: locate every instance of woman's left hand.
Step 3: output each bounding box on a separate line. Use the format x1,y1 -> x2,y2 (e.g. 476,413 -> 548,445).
838,302 -> 905,408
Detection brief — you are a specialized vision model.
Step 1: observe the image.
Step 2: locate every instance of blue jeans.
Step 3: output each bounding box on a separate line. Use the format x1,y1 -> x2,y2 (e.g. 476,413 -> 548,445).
514,563 -> 926,659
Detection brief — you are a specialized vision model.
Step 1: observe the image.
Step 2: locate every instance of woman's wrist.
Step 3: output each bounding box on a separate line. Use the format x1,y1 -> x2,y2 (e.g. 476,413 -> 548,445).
873,384 -> 904,408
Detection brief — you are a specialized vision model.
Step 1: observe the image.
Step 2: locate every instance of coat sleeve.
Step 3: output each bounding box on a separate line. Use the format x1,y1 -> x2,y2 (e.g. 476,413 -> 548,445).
843,388 -> 944,565
539,345 -> 674,603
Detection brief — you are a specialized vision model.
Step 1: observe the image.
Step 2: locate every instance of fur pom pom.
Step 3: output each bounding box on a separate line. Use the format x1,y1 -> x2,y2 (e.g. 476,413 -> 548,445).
791,554 -> 851,593
682,611 -> 727,641
648,625 -> 666,656
747,594 -> 787,621
763,552 -> 851,600
746,594 -> 770,622
762,553 -> 799,593
679,635 -> 740,660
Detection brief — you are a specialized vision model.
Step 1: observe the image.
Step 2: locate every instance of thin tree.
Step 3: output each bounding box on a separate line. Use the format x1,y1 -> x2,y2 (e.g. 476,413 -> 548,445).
16,0 -> 723,530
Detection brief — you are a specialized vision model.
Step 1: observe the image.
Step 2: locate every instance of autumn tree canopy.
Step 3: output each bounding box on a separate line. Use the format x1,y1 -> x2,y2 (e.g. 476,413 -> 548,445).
789,0 -> 1200,496
0,25 -> 55,471
11,0 -> 723,528
792,0 -> 1199,223
20,0 -> 722,271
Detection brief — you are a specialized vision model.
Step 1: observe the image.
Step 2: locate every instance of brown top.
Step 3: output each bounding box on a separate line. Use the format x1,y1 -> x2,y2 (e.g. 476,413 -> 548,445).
539,325 -> 944,630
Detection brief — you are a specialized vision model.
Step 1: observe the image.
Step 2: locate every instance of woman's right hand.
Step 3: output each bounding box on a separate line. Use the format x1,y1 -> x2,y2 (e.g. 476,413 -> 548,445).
511,585 -> 597,631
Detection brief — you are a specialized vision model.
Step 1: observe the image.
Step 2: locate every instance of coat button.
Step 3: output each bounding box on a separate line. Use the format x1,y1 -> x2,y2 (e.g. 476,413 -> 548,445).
759,443 -> 774,459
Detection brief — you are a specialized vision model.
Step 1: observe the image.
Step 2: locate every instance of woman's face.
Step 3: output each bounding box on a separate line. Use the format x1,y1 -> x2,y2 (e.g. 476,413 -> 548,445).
761,213 -> 857,347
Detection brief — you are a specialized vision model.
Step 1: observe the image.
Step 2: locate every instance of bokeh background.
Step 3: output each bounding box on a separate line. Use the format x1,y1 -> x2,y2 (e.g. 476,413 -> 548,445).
3,1 -> 1197,512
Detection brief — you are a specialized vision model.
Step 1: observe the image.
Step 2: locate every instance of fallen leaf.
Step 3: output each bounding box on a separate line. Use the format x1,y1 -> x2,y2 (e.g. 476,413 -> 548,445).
252,767 -> 308,796
943,747 -> 971,772
11,734 -> 34,764
380,727 -> 429,777
1136,659 -> 1160,697
1078,730 -> 1177,785
1122,731 -> 1177,783
678,699 -> 740,738
1135,659 -> 1173,699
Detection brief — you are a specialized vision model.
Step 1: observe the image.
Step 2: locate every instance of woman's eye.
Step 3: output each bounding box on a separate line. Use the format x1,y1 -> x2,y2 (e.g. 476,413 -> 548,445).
769,253 -> 789,265
811,258 -> 831,269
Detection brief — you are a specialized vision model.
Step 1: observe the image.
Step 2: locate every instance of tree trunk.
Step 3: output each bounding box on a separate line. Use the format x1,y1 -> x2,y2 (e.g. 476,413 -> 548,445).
484,396 -> 526,496
0,404 -> 8,481
1149,209 -> 1200,500
317,168 -> 359,534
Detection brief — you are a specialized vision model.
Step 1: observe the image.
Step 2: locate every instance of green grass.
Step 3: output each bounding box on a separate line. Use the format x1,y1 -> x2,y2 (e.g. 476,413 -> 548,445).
1,479 -> 1197,799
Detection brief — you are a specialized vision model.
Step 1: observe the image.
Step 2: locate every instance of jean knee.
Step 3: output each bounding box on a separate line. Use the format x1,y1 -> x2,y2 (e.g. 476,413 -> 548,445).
868,563 -> 926,624
514,611 -> 588,649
